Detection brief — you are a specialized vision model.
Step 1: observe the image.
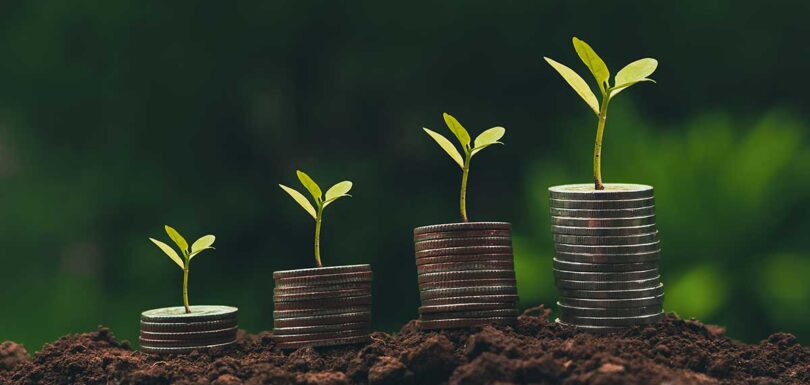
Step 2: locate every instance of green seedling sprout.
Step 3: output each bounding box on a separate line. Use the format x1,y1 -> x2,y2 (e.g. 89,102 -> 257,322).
544,37 -> 658,190
423,113 -> 506,222
149,226 -> 216,313
279,170 -> 352,268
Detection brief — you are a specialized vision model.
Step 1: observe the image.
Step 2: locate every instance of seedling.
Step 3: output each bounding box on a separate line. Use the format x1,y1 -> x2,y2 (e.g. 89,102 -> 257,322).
423,113 -> 505,222
544,37 -> 658,190
149,226 -> 216,313
279,170 -> 352,268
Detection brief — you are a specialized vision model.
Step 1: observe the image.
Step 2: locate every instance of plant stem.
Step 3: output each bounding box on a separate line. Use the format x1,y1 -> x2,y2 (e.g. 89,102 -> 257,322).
182,262 -> 190,313
314,205 -> 323,267
593,95 -> 611,190
460,152 -> 471,222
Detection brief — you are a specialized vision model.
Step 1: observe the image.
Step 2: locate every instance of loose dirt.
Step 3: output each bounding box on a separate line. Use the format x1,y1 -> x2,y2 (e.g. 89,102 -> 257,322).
1,306 -> 807,385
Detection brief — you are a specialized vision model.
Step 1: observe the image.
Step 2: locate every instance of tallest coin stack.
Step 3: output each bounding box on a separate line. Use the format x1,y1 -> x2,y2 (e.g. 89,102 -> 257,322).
549,184 -> 665,332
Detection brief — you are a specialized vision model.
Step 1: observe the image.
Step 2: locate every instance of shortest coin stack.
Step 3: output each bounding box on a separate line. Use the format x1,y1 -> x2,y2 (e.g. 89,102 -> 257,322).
140,305 -> 238,354
272,264 -> 372,349
549,184 -> 665,333
414,222 -> 519,330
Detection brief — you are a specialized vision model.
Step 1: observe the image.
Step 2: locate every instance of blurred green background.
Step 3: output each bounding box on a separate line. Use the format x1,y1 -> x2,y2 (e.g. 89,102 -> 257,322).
1,0 -> 808,350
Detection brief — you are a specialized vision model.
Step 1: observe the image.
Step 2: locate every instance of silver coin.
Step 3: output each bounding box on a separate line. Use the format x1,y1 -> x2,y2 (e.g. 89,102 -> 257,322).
414,237 -> 512,251
274,271 -> 373,288
273,288 -> 371,303
416,245 -> 513,258
274,282 -> 371,295
414,222 -> 511,235
418,269 -> 516,283
420,294 -> 519,306
419,285 -> 518,301
559,295 -> 664,309
557,302 -> 663,318
551,216 -> 657,227
416,260 -> 515,274
553,258 -> 658,272
548,184 -> 654,200
272,311 -> 371,328
553,268 -> 659,281
273,264 -> 371,280
555,241 -> 661,254
415,229 -> 512,242
420,308 -> 518,321
419,278 -> 517,290
551,224 -> 658,236
419,302 -> 517,314
140,340 -> 236,355
555,276 -> 660,290
273,306 -> 370,319
141,306 -> 238,323
140,326 -> 238,341
559,311 -> 665,327
557,284 -> 664,299
271,322 -> 370,336
550,206 -> 656,219
415,253 -> 514,266
555,318 -> 627,334
553,232 -> 659,246
549,197 -> 655,210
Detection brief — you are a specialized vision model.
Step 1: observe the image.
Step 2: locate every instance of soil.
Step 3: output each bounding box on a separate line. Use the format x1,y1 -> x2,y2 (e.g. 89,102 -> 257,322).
1,306 -> 807,385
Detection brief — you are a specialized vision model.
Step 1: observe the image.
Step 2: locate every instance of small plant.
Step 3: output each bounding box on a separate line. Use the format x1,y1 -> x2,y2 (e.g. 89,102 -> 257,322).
279,170 -> 352,268
423,113 -> 505,222
544,37 -> 658,190
149,226 -> 216,313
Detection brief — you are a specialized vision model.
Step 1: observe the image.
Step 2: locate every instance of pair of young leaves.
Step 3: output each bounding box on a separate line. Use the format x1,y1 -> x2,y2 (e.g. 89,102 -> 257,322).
544,37 -> 657,115
150,225 -> 216,270
423,113 -> 505,169
279,170 -> 352,220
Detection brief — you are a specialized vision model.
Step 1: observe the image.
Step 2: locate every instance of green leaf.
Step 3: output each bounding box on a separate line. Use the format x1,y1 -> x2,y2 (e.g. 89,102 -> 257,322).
572,37 -> 610,93
324,181 -> 352,207
609,78 -> 656,98
296,170 -> 322,202
471,126 -> 505,156
191,235 -> 216,254
442,113 -> 471,150
543,57 -> 600,115
149,237 -> 184,269
279,184 -> 317,219
423,127 -> 464,168
164,225 -> 188,255
614,58 -> 658,88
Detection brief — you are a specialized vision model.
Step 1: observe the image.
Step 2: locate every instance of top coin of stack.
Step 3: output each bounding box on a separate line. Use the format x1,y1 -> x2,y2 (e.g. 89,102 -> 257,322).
414,222 -> 519,330
139,305 -> 238,354
548,184 -> 664,333
272,264 -> 372,349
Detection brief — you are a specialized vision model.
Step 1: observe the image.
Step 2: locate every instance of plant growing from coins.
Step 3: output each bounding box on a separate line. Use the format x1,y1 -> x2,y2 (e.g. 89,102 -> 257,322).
423,113 -> 505,222
149,226 -> 216,313
544,37 -> 658,190
279,170 -> 352,267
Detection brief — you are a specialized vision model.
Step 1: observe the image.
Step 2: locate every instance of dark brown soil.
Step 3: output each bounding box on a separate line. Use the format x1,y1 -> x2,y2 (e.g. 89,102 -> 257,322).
1,307 -> 807,385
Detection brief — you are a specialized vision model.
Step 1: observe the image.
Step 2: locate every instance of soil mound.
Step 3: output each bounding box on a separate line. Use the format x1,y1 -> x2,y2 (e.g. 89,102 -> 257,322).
1,306 -> 807,385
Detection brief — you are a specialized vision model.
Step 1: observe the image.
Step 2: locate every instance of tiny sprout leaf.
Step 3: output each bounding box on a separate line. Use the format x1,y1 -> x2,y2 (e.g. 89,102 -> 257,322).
324,181 -> 352,207
164,225 -> 188,255
614,58 -> 658,88
471,126 -> 506,156
423,127 -> 464,168
150,237 -> 185,269
442,113 -> 471,150
609,78 -> 656,98
543,57 -> 600,115
572,37 -> 610,94
191,235 -> 216,255
279,184 -> 317,219
296,170 -> 322,203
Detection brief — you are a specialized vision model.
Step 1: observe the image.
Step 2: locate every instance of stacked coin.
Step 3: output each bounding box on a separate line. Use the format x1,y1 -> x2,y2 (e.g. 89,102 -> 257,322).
549,184 -> 665,333
139,305 -> 238,354
414,222 -> 519,330
272,264 -> 372,349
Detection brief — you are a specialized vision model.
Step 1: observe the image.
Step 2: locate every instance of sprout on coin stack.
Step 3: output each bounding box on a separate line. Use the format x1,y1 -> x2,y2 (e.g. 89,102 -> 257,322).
142,226 -> 238,354
544,37 -> 664,332
414,113 -> 519,330
273,170 -> 372,349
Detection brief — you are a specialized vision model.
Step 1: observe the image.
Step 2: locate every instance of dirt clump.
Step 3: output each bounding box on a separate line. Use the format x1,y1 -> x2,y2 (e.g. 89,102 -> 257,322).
1,306 -> 807,385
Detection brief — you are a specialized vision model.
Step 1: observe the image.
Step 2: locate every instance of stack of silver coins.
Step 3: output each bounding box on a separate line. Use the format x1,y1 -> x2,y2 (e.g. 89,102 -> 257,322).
549,184 -> 664,332
414,222 -> 519,330
139,305 -> 238,354
272,264 -> 372,349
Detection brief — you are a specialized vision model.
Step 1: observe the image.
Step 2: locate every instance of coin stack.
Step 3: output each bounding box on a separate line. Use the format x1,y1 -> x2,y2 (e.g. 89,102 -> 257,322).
549,184 -> 665,332
272,264 -> 372,349
139,305 -> 238,354
414,222 -> 519,330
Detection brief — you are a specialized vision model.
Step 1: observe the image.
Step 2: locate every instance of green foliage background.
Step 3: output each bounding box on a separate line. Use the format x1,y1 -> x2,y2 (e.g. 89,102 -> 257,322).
0,0 -> 808,350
